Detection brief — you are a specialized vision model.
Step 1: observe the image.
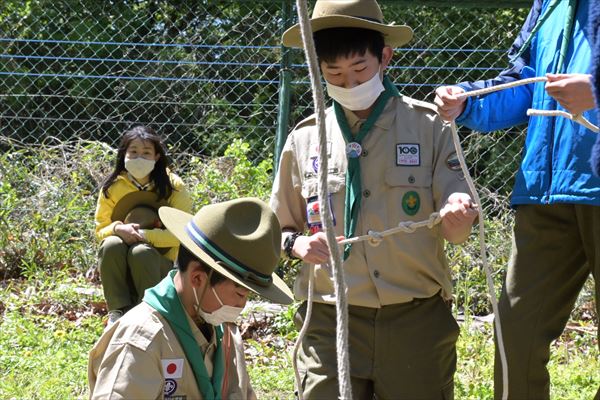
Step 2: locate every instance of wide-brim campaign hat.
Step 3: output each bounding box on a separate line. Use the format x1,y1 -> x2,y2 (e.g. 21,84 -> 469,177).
159,198 -> 293,305
111,191 -> 168,223
282,0 -> 413,49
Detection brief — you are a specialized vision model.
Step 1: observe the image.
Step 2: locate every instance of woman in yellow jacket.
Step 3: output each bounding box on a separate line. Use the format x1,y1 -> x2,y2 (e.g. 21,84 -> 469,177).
95,125 -> 193,326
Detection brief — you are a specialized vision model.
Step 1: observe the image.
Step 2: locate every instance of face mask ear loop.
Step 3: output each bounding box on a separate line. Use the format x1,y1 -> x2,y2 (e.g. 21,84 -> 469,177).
211,286 -> 225,307
193,268 -> 213,316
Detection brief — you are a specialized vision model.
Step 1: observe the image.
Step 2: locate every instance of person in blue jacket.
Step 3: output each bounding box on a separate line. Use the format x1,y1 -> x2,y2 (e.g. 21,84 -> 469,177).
590,0 -> 600,176
434,0 -> 599,399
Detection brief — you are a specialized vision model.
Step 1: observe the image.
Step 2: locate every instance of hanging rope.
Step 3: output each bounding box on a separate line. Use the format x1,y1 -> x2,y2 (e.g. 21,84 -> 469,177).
292,263 -> 314,400
293,1 -> 352,400
527,109 -> 599,133
448,119 -> 509,400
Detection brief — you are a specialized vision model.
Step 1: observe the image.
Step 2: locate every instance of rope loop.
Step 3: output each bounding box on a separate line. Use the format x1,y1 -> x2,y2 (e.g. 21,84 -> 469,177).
367,230 -> 384,247
397,221 -> 417,233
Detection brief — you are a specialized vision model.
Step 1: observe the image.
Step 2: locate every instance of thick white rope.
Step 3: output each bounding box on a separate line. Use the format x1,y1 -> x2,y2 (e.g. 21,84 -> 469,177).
339,212 -> 441,246
448,120 -> 509,400
292,264 -> 314,400
455,76 -> 548,99
456,76 -> 599,133
294,1 -> 352,400
526,109 -> 599,133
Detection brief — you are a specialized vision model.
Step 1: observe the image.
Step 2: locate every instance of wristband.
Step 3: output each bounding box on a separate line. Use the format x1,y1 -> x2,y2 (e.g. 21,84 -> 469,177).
283,232 -> 302,260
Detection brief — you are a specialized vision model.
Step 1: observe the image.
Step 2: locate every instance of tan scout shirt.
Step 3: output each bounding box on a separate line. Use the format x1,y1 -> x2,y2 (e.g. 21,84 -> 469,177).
271,96 -> 470,308
88,302 -> 256,400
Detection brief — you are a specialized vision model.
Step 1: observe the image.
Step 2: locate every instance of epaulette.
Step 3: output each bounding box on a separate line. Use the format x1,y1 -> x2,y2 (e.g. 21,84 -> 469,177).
401,95 -> 439,114
293,113 -> 317,130
292,107 -> 333,131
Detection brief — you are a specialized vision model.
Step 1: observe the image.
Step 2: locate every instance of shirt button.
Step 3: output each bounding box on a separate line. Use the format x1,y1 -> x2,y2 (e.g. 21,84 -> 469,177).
408,175 -> 415,184
361,149 -> 368,157
373,270 -> 380,278
363,190 -> 371,198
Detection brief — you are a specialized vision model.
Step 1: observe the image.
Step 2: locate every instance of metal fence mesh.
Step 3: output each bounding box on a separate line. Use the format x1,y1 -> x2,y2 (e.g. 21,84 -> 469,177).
1,1 -> 531,290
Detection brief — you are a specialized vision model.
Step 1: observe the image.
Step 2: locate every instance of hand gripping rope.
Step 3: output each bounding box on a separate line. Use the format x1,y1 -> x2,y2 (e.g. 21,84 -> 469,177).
455,76 -> 599,133
292,4 -> 597,399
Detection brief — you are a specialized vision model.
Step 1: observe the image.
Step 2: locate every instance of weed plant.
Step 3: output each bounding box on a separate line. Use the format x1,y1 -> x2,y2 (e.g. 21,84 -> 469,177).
0,139 -> 597,398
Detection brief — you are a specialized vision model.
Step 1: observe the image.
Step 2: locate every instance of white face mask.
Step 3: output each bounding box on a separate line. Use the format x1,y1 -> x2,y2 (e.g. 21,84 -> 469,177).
193,286 -> 244,326
326,68 -> 385,111
124,156 -> 156,180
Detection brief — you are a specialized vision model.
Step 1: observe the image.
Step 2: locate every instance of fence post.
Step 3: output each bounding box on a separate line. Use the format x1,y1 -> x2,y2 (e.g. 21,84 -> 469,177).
274,0 -> 294,176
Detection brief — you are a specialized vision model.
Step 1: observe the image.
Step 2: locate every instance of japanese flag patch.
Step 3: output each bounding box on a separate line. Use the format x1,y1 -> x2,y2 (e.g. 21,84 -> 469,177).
162,359 -> 184,379
396,143 -> 420,166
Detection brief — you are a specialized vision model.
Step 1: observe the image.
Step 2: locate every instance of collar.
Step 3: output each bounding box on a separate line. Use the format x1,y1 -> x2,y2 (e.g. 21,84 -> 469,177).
124,172 -> 154,191
341,96 -> 396,133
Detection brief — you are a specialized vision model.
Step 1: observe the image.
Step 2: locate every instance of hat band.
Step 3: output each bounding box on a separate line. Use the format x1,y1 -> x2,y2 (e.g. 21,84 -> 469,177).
185,220 -> 273,287
351,15 -> 382,24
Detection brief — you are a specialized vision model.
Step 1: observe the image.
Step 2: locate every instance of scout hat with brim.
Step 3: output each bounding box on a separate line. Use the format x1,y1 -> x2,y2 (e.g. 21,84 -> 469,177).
159,197 -> 293,305
111,191 -> 169,223
112,191 -> 170,254
282,0 -> 413,49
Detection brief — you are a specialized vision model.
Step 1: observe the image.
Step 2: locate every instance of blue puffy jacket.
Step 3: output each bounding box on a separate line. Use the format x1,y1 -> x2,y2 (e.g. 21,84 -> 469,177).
457,0 -> 600,206
590,0 -> 600,176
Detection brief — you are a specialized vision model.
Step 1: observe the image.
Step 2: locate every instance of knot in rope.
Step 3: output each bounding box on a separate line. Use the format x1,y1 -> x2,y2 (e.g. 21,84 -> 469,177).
367,230 -> 384,246
427,212 -> 441,229
397,221 -> 417,233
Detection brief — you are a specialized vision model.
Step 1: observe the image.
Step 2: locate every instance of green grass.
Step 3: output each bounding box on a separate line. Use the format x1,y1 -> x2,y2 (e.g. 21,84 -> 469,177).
0,140 -> 598,398
0,273 -> 105,399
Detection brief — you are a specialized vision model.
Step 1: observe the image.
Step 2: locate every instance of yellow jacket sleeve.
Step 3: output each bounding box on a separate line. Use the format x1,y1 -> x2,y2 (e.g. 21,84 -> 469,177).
94,188 -> 121,242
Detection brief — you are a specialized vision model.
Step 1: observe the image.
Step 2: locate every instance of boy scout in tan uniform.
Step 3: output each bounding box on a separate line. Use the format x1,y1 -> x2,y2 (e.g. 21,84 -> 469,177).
270,1 -> 478,398
89,198 -> 293,399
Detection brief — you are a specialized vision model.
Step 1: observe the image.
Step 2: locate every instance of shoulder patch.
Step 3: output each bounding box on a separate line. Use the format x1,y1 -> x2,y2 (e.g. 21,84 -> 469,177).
401,96 -> 439,114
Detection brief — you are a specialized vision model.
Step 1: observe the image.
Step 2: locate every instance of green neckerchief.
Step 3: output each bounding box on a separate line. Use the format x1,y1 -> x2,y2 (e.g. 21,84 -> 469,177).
511,0 -> 577,73
144,270 -> 224,400
333,75 -> 400,260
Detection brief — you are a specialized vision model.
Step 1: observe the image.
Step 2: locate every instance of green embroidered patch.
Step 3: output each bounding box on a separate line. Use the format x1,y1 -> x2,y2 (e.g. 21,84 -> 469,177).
402,191 -> 420,216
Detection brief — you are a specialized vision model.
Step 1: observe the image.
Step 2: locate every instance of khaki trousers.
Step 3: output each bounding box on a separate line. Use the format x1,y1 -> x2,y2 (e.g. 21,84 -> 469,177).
494,204 -> 600,400
98,236 -> 173,311
295,294 -> 459,400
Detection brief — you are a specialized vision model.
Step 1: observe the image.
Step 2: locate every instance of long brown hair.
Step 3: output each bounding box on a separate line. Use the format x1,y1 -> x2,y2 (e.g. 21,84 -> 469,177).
100,125 -> 173,200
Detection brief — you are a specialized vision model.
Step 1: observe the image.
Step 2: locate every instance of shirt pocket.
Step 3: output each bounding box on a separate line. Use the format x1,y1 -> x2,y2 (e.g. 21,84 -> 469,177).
385,167 -> 435,219
301,175 -> 345,234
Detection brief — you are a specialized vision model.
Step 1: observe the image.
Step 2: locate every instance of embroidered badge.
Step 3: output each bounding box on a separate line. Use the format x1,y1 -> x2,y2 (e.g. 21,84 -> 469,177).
164,378 -> 177,397
402,191 -> 420,216
445,152 -> 461,171
396,144 -> 420,166
306,195 -> 336,235
162,359 -> 184,379
311,157 -> 319,173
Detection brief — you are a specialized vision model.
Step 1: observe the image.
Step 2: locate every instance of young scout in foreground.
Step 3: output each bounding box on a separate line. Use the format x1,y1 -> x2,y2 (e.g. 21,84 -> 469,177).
270,0 -> 478,398
88,197 -> 293,399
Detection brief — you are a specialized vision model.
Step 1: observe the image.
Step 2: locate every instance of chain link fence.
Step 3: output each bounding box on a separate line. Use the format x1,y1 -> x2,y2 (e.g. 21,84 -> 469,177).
1,0 -> 529,198
1,0 -> 539,303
